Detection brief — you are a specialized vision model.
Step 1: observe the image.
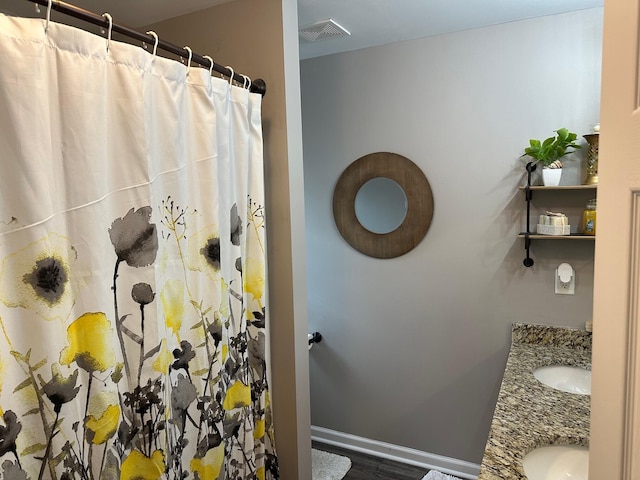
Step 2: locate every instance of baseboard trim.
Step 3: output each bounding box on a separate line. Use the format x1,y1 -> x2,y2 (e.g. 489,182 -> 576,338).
311,425 -> 480,480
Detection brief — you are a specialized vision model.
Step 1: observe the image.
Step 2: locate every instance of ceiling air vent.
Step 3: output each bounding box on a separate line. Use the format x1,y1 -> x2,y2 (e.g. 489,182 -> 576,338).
298,19 -> 350,42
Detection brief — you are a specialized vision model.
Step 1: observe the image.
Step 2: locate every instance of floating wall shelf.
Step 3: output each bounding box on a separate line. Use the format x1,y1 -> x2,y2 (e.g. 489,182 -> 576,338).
519,164 -> 596,267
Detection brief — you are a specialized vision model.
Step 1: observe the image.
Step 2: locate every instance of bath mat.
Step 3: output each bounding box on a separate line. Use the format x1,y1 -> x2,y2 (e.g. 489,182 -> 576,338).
421,471 -> 463,480
312,448 -> 352,480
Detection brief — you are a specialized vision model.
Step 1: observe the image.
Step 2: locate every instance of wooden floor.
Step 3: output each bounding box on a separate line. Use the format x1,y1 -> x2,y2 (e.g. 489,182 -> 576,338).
312,441 -> 430,480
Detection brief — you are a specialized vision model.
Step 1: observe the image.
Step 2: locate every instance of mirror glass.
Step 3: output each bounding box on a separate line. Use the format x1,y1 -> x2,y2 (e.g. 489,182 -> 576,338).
355,177 -> 408,234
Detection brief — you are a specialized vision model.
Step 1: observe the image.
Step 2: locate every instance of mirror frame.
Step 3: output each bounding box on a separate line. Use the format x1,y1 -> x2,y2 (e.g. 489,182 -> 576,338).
333,152 -> 434,258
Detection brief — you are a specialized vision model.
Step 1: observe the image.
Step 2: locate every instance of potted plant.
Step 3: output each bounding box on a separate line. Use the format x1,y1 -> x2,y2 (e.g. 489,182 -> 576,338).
522,127 -> 581,186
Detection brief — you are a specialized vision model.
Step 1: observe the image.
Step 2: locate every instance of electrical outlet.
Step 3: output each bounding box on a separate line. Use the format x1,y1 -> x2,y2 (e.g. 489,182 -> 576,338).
555,275 -> 575,295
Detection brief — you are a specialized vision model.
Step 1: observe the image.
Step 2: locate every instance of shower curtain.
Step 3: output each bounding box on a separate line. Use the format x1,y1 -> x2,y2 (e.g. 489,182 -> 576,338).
0,13 -> 278,480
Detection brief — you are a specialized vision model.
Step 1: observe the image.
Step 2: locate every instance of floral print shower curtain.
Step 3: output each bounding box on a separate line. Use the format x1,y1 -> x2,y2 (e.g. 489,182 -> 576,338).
0,14 -> 278,480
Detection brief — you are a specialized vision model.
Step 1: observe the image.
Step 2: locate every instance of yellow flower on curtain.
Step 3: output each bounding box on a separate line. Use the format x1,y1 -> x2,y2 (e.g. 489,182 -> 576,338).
152,339 -> 174,375
186,224 -> 221,282
85,403 -> 119,444
254,419 -> 265,440
243,256 -> 265,302
190,444 -> 225,480
60,312 -> 116,373
120,449 -> 165,480
160,279 -> 184,338
223,381 -> 251,410
0,233 -> 83,322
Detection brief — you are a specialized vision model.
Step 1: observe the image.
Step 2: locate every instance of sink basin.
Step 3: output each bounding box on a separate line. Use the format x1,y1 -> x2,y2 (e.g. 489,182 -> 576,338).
533,365 -> 591,395
523,445 -> 589,480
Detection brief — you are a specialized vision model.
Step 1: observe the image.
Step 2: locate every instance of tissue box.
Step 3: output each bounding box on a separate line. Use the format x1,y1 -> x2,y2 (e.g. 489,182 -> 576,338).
536,224 -> 571,235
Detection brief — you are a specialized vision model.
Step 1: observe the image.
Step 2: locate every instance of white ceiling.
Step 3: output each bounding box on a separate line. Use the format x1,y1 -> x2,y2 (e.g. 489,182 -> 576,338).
1,0 -> 604,59
297,0 -> 604,59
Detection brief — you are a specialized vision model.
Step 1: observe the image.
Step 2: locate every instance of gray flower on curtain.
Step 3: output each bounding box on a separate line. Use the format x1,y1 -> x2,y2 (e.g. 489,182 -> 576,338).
223,412 -> 242,440
108,207 -> 158,267
171,374 -> 198,416
230,203 -> 242,246
1,460 -> 28,480
131,282 -> 155,305
172,340 -> 196,374
0,411 -> 22,463
207,317 -> 223,346
108,206 -> 157,386
22,257 -> 68,305
40,364 -> 80,413
248,332 -> 265,366
248,332 -> 266,380
0,233 -> 83,322
199,237 -> 221,271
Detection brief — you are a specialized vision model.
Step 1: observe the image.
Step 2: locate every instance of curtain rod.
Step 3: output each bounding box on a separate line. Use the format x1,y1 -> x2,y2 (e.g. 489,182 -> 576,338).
23,0 -> 267,96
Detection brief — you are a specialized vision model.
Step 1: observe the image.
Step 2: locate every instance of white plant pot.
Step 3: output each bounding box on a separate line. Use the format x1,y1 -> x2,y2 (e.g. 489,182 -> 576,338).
542,168 -> 562,186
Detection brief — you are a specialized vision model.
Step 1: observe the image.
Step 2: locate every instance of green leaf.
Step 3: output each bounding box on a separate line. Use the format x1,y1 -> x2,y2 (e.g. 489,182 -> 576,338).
52,449 -> 66,467
13,378 -> 33,393
21,443 -> 47,456
32,358 -> 48,372
556,127 -> 569,140
11,349 -> 33,364
121,325 -> 142,344
542,136 -> 555,148
143,343 -> 162,361
10,351 -> 26,362
192,368 -> 209,376
191,321 -> 204,330
23,408 -> 41,417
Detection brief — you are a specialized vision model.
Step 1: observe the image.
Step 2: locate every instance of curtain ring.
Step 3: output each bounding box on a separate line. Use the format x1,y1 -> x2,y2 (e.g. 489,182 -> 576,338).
45,0 -> 52,33
202,55 -> 215,91
183,46 -> 193,76
102,13 -> 113,52
202,55 -> 215,77
225,66 -> 234,87
145,31 -> 159,57
241,74 -> 251,91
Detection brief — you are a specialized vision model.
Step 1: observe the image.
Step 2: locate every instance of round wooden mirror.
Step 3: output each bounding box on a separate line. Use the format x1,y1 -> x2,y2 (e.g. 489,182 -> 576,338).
332,152 -> 434,258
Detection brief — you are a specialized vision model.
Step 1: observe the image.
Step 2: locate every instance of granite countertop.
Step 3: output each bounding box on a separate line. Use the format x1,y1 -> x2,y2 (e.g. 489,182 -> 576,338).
478,323 -> 592,480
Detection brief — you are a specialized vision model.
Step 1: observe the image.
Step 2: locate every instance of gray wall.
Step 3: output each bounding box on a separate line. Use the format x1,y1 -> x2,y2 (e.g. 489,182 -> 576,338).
301,8 -> 603,464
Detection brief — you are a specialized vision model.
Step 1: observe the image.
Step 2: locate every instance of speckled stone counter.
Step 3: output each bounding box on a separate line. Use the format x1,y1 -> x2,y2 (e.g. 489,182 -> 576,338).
478,323 -> 591,479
